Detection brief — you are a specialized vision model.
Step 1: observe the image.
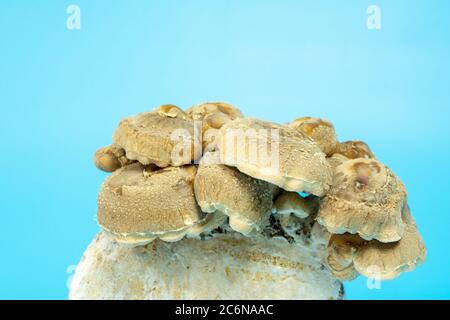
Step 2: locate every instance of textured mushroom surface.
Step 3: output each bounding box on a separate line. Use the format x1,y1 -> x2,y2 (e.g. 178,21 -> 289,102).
70,232 -> 343,300
273,191 -> 319,218
186,101 -> 243,123
335,140 -> 376,160
326,234 -> 366,281
187,102 -> 244,153
288,117 -> 338,156
353,206 -> 426,280
113,105 -> 196,167
93,144 -> 135,172
97,163 -> 204,245
194,152 -> 277,235
217,118 -> 332,196
326,153 -> 349,172
317,158 -> 407,243
325,206 -> 425,281
82,101 -> 426,300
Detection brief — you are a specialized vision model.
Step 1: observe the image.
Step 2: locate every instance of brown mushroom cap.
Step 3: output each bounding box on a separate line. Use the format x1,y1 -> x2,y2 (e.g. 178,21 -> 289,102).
326,234 -> 367,281
273,191 -> 319,218
353,206 -> 426,280
317,158 -> 407,243
288,117 -> 338,156
326,153 -> 349,172
194,152 -> 278,235
335,140 -> 376,160
93,144 -> 135,172
186,102 -> 244,153
97,163 -> 204,244
216,118 -> 332,196
186,102 -> 243,122
112,105 -> 196,167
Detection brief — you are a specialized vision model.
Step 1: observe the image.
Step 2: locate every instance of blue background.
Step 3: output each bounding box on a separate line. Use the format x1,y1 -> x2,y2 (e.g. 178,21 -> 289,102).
0,0 -> 449,300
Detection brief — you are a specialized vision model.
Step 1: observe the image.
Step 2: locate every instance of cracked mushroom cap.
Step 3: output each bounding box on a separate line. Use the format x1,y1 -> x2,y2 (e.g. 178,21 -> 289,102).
335,140 -> 376,160
273,191 -> 319,218
97,163 -> 204,245
216,118 -> 332,196
194,152 -> 278,235
317,158 -> 407,243
93,144 -> 135,172
112,105 -> 196,167
288,117 -> 338,156
353,206 -> 426,280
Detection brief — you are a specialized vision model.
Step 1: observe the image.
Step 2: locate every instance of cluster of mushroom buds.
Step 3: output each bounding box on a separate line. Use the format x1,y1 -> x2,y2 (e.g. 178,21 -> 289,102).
93,102 -> 426,282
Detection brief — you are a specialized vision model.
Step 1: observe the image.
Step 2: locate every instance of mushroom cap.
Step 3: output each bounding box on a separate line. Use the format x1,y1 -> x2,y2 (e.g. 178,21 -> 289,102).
353,206 -> 426,280
317,158 -> 407,243
112,105 -> 196,167
335,140 -> 376,160
186,102 -> 243,122
187,102 -> 244,153
216,118 -> 332,196
288,117 -> 338,156
326,153 -> 349,172
326,234 -> 367,281
273,191 -> 319,218
194,152 -> 278,235
93,144 -> 135,172
97,163 -> 204,242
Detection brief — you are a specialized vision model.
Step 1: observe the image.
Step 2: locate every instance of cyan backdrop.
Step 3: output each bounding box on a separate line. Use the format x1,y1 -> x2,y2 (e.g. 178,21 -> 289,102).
0,0 -> 449,299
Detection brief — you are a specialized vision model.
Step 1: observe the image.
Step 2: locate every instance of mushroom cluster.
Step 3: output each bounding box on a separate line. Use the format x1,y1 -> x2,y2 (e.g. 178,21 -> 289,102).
93,102 -> 425,284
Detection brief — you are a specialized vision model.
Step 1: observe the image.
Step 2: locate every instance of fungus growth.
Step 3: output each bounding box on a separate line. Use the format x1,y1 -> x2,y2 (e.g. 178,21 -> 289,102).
81,102 -> 425,299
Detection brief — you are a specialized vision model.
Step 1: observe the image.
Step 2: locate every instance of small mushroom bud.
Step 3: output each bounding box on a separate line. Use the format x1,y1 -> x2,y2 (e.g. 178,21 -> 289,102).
157,104 -> 190,120
93,144 -> 134,172
273,191 -> 319,218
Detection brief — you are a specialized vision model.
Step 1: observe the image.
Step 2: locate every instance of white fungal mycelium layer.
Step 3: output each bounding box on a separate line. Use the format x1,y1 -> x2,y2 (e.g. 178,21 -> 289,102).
69,230 -> 343,300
